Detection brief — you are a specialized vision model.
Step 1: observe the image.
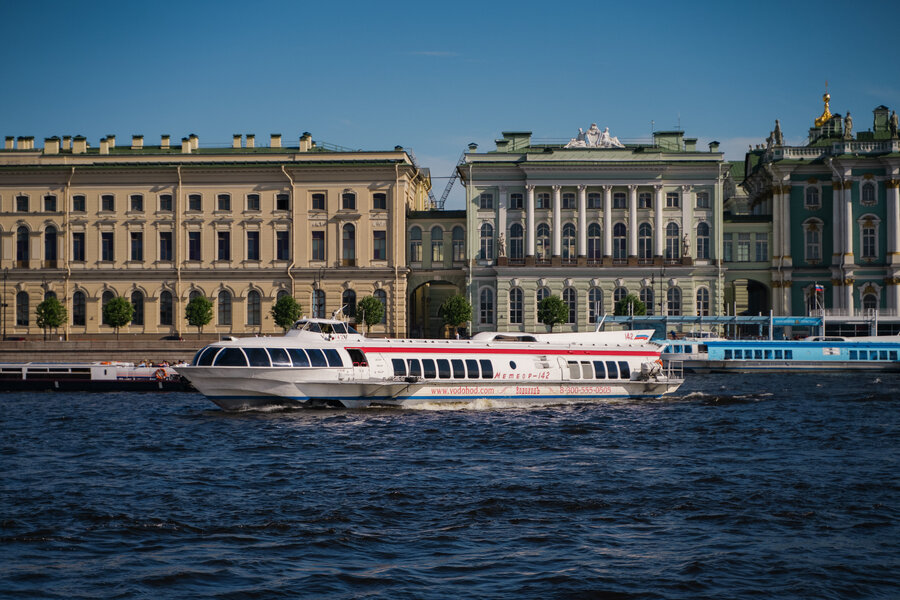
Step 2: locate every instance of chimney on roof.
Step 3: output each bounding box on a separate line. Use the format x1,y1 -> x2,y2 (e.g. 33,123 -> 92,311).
100,138 -> 109,155
161,134 -> 170,149
107,135 -> 116,149
131,135 -> 143,150
20,136 -> 35,150
72,136 -> 87,154
189,134 -> 198,151
181,137 -> 191,154
62,136 -> 72,151
299,132 -> 312,152
233,134 -> 242,149
4,136 -> 13,150
709,141 -> 720,152
270,133 -> 281,148
246,134 -> 255,148
44,137 -> 60,155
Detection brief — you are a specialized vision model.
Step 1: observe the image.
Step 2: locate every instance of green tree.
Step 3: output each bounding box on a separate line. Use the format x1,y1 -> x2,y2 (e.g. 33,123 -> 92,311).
438,294 -> 472,338
103,296 -> 134,339
185,296 -> 214,336
614,293 -> 647,316
537,295 -> 568,332
270,294 -> 303,332
35,296 -> 67,340
356,295 -> 384,334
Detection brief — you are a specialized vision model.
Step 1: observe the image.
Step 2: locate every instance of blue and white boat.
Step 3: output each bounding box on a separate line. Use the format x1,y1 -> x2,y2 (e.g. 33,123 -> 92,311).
696,336 -> 900,372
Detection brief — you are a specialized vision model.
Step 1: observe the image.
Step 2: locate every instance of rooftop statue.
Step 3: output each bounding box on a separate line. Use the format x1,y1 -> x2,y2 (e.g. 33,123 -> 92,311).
843,111 -> 853,139
890,110 -> 898,139
774,119 -> 784,145
565,123 -> 626,148
814,91 -> 832,128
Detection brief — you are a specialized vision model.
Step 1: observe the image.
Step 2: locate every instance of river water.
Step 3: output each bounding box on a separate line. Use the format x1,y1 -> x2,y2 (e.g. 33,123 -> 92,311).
1,373 -> 898,599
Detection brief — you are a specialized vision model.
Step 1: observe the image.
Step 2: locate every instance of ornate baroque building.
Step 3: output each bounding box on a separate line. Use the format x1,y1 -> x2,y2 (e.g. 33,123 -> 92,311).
0,133 -> 431,339
459,125 -> 727,334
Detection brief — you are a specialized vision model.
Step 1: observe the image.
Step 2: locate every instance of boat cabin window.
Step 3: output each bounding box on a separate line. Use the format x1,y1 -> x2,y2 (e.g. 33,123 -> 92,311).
422,359 -> 437,379
618,361 -> 630,379
196,346 -> 220,366
407,359 -> 422,377
754,350 -> 763,360
392,358 -> 406,376
465,359 -> 479,379
479,359 -> 493,379
303,321 -> 321,333
581,361 -> 592,379
880,350 -> 888,360
764,350 -> 773,359
437,359 -> 451,379
245,348 -> 271,367
593,360 -> 606,379
323,349 -> 345,367
724,349 -> 732,360
891,351 -> 897,361
289,348 -> 310,367
492,334 -> 538,342
267,348 -> 292,367
684,345 -> 692,353
451,359 -> 465,378
775,350 -> 783,360
568,361 -> 581,379
307,349 -> 327,367
347,349 -> 367,366
785,350 -> 793,360
214,348 -> 248,367
698,344 -> 707,352
605,360 -> 619,379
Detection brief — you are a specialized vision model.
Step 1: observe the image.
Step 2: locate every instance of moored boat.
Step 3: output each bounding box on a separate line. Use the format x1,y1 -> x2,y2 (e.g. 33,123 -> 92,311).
176,318 -> 683,410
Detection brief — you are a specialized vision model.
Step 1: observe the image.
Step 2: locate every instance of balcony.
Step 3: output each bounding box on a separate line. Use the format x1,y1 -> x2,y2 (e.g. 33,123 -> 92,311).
43,260 -> 58,268
16,260 -> 29,269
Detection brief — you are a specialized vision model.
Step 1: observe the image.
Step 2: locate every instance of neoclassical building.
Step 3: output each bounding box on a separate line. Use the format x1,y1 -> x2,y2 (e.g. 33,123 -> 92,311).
459,125 -> 727,334
742,95 -> 900,317
0,132 -> 431,339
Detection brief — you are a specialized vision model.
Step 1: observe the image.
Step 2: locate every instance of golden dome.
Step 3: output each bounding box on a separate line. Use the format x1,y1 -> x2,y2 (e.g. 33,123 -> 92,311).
815,91 -> 832,128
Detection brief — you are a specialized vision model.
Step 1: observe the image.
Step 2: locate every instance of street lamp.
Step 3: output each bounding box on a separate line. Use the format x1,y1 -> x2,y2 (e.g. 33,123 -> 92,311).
1,267 -> 8,340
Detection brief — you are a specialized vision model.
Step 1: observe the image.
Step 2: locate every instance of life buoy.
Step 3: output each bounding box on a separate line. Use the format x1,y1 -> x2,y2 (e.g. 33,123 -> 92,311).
155,368 -> 167,381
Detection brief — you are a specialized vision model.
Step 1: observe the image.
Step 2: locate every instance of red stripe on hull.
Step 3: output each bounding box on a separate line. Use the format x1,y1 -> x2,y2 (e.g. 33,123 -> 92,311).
349,346 -> 659,357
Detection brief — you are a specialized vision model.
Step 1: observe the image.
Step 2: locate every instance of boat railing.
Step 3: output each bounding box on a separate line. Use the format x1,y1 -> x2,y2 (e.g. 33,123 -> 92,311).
665,360 -> 684,381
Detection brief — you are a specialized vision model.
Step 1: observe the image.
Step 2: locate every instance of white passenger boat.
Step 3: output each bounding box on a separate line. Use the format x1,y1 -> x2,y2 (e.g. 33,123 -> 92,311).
176,318 -> 683,410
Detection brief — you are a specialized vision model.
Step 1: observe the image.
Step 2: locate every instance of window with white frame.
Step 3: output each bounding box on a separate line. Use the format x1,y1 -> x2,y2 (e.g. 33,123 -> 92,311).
536,192 -> 550,209
696,191 -> 710,208
613,192 -> 626,209
479,223 -> 494,260
667,287 -> 682,316
696,288 -> 710,316
639,192 -> 652,209
613,223 -> 626,259
588,192 -> 602,209
737,233 -> 751,262
409,226 -> 422,262
666,192 -> 679,208
805,186 -> 820,209
723,233 -> 733,261
665,223 -> 680,260
696,222 -> 710,259
588,288 -> 602,323
536,224 -> 551,260
431,226 -> 444,262
562,192 -> 576,209
509,223 -> 524,259
452,226 -> 465,262
859,216 -> 879,260
479,193 -> 494,210
562,223 -> 576,259
639,223 -> 652,259
509,193 -> 523,210
509,288 -> 524,324
342,191 -> 356,210
803,219 -> 823,262
755,233 -> 768,262
588,223 -> 602,259
861,182 -> 876,206
479,288 -> 494,324
640,287 -> 654,315
563,288 -> 576,323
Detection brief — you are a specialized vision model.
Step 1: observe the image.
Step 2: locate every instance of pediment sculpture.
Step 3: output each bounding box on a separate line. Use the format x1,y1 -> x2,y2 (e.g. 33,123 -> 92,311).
565,123 -> 625,148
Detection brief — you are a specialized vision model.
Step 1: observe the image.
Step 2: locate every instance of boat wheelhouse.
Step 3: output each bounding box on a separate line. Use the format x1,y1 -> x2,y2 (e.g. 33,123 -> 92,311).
176,318 -> 683,410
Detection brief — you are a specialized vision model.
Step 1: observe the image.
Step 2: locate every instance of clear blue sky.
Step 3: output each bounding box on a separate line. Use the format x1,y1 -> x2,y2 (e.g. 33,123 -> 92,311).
2,0 -> 898,208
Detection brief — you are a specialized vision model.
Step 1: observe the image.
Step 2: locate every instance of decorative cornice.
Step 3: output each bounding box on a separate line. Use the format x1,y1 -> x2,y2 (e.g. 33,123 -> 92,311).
886,179 -> 900,189
832,278 -> 843,286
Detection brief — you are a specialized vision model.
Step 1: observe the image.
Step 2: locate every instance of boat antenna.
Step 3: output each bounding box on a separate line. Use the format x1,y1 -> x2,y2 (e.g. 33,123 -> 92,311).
595,313 -> 607,332
332,305 -> 347,320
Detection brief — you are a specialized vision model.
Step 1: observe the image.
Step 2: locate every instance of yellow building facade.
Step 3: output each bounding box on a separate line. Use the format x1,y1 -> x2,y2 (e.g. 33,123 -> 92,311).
0,133 -> 431,339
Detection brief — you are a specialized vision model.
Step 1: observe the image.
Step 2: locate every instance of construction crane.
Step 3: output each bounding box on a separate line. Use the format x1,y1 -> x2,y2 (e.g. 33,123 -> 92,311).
436,151 -> 467,210
403,148 -> 437,208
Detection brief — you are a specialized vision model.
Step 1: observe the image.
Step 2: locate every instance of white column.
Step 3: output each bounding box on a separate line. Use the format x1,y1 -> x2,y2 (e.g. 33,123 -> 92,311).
552,185 -> 561,257
525,185 -> 535,257
832,180 -> 843,266
844,182 -> 854,256
681,185 -> 693,259
772,187 -> 782,264
654,185 -> 664,257
887,180 -> 899,257
628,185 -> 638,257
498,186 -> 508,245
577,185 -> 587,257
603,185 -> 612,257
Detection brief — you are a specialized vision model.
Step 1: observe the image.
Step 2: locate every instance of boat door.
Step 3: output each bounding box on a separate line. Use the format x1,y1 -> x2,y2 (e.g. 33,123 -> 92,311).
347,348 -> 370,381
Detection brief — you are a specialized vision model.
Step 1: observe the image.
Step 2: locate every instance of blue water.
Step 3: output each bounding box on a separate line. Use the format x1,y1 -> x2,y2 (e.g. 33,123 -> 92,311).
1,374 -> 898,599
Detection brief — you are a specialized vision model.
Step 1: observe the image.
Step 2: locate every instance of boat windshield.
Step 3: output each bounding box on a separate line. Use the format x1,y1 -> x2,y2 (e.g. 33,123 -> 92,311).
293,320 -> 359,335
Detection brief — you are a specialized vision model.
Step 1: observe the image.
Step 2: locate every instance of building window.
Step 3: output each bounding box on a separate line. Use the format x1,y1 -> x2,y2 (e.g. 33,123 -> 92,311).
613,287 -> 627,305
588,288 -> 603,323
640,287 -> 654,316
276,193 -> 290,211
804,220 -> 822,262
129,232 -> 143,262
613,192 -> 626,209
312,231 -> 325,261
696,288 -> 710,316
563,288 -> 576,323
588,223 -> 602,259
101,232 -> 115,262
188,194 -> 201,211
313,289 -> 325,318
861,182 -> 876,206
510,193 -> 523,210
861,221 -> 877,260
16,195 -> 29,212
536,192 -> 550,209
479,288 -> 494,325
479,193 -> 494,210
639,192 -> 652,209
805,186 -> 820,209
217,291 -> 232,325
723,233 -> 733,262
639,223 -> 652,259
696,192 -> 710,208
130,194 -> 143,212
862,293 -> 877,311
562,192 -> 576,209
159,232 -> 173,262
613,223 -> 627,259
737,233 -> 751,262
666,192 -> 679,208
339,289 -> 356,320
430,226 -> 444,262
374,289 -> 388,324
409,226 -> 422,262
73,194 -> 86,212
44,195 -> 57,212
665,223 -> 680,260
588,192 -> 602,209
159,291 -> 173,326
188,231 -> 201,261
247,231 -> 260,261
509,223 -> 524,259
217,193 -> 231,211
217,231 -> 231,261
342,224 -> 355,265
131,291 -> 144,326
16,291 -> 29,326
755,233 -> 768,262
247,290 -> 261,326
342,192 -> 356,210
509,288 -> 524,324
696,222 -> 710,260
73,291 -> 86,326
247,193 -> 260,211
276,231 -> 290,260
373,192 -> 387,210
667,287 -> 682,316
312,193 -> 326,211
16,227 -> 29,265
159,194 -> 173,212
101,291 -> 114,326
373,230 -> 386,260
452,226 -> 465,262
562,223 -> 576,259
44,227 -> 57,262
537,286 -> 550,306
480,223 -> 494,260
72,232 -> 85,262
101,194 -> 115,212
536,224 -> 551,260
